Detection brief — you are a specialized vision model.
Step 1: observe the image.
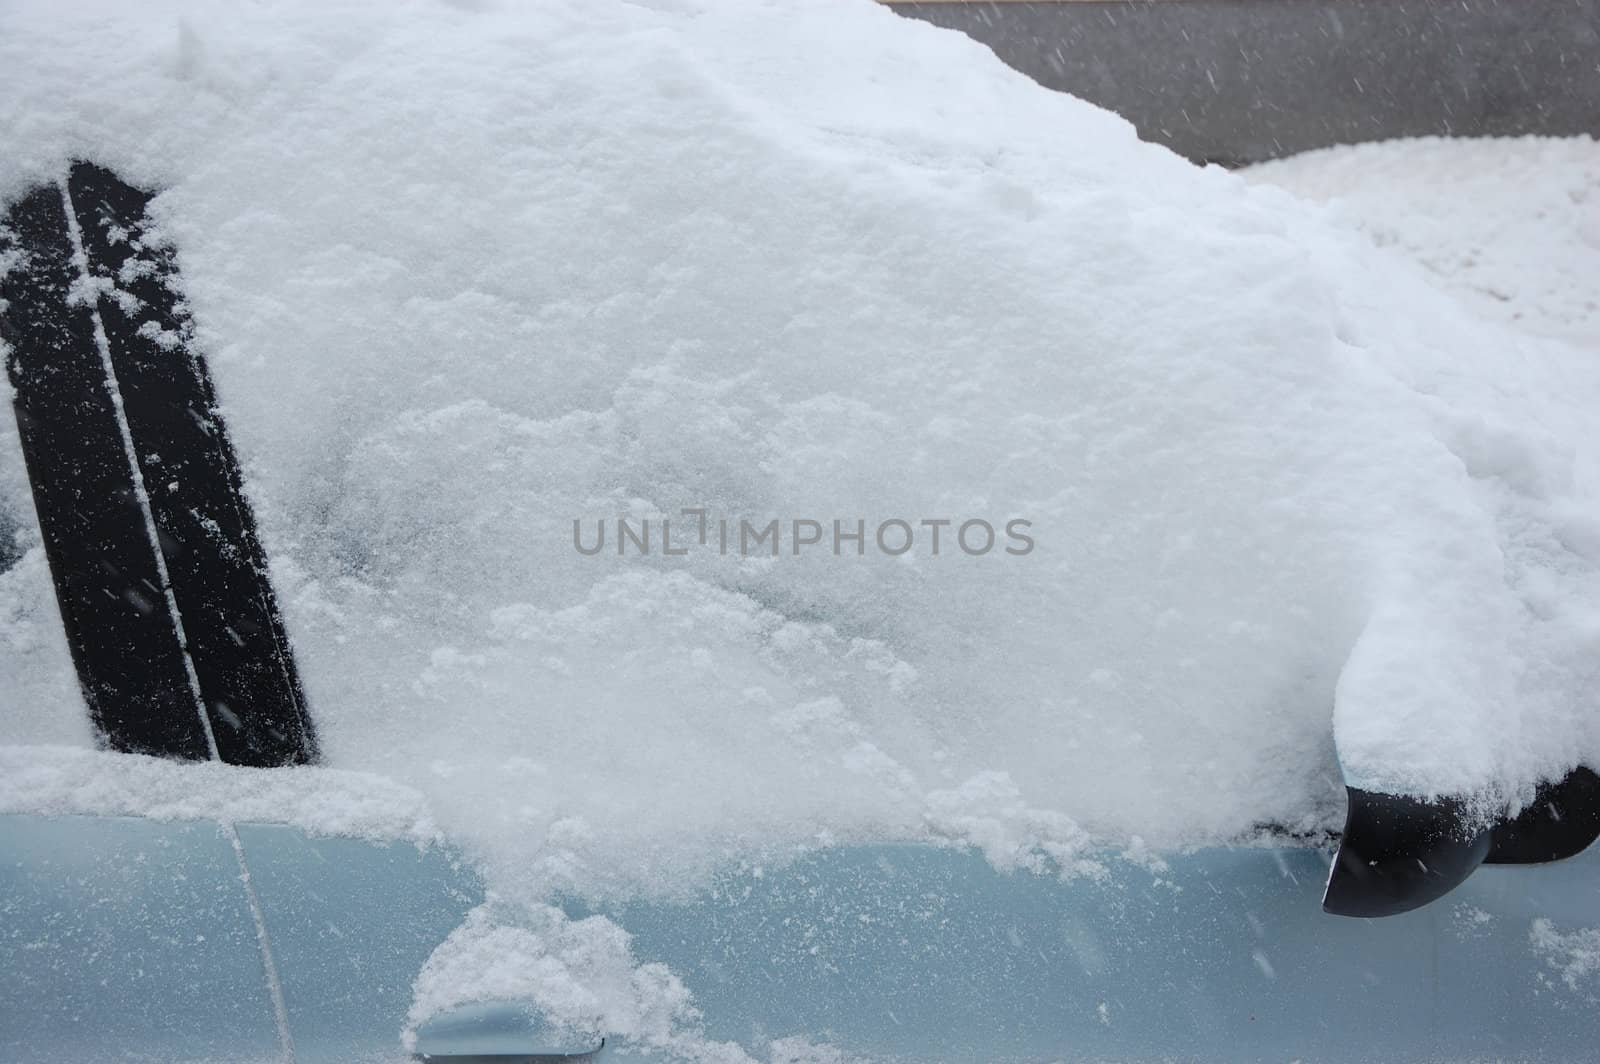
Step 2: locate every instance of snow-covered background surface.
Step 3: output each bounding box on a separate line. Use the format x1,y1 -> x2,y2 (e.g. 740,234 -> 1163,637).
1246,136 -> 1600,350
2,0 -> 1597,916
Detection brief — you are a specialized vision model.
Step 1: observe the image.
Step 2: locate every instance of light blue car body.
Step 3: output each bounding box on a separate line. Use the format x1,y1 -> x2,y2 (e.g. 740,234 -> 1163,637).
3,812 -> 1597,1062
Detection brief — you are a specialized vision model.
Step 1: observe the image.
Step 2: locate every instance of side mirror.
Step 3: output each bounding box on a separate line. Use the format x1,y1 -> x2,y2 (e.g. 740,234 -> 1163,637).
1324,767 -> 1600,917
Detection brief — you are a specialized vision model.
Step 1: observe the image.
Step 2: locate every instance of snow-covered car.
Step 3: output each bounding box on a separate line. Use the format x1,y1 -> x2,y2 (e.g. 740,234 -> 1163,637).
2,2 -> 1597,1061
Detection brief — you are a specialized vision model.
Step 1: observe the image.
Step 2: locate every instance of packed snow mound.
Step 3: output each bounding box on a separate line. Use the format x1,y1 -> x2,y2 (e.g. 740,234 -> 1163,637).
2,0 -> 1597,897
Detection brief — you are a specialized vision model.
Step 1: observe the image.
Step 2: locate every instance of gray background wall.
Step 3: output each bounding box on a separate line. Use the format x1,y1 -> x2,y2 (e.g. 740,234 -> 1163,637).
887,0 -> 1600,165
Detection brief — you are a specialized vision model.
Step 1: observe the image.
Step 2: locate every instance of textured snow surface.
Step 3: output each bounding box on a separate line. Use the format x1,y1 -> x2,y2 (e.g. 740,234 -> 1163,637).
407,903 -> 760,1063
406,900 -> 881,1062
1247,136 -> 1600,348
0,744 -> 439,841
3,0 -> 1599,909
1530,918 -> 1600,997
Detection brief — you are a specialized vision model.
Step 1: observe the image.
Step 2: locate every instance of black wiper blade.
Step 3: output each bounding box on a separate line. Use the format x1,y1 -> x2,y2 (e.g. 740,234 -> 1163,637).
1,163 -> 316,767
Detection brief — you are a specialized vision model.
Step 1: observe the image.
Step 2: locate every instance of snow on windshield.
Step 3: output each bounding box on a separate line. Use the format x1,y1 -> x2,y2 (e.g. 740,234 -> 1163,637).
2,0 -> 1597,907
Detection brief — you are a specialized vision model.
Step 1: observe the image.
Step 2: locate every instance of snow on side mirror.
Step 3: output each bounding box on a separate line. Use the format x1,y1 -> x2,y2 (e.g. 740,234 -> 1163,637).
1484,766 -> 1600,864
1322,787 -> 1494,918
1324,767 -> 1600,918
